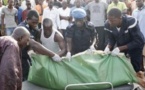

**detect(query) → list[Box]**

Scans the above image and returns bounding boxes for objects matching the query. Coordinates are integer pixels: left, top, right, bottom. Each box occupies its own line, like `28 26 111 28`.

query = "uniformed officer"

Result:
104 8 145 79
65 8 96 60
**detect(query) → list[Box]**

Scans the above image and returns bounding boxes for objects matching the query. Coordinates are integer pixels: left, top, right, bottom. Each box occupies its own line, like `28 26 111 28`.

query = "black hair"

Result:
108 8 122 18
27 10 39 19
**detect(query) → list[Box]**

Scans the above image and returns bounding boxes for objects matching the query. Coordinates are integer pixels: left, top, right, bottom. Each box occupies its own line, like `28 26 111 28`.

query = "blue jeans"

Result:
6 27 15 36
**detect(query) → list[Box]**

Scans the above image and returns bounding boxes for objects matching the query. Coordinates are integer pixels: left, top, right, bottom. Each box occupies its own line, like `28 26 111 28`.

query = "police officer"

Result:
66 8 96 60
104 8 145 79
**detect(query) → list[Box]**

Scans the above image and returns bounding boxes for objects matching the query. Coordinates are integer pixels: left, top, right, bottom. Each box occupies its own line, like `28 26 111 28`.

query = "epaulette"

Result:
127 16 137 29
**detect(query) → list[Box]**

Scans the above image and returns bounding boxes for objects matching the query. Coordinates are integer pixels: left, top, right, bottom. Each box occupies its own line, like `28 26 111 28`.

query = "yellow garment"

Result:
107 2 127 13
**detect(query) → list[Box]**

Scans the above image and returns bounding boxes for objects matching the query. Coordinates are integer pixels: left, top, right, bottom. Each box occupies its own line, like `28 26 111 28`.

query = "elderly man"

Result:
0 27 30 90
65 8 96 60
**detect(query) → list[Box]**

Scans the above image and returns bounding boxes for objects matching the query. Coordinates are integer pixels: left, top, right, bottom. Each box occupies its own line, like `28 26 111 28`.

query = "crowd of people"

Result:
0 0 145 89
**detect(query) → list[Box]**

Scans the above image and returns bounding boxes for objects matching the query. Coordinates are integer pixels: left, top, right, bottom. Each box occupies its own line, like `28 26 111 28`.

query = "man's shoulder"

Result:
88 1 95 6
132 8 138 14
13 7 18 11
109 2 114 6
44 7 49 11
124 16 137 29
1 6 7 11
104 20 112 31
18 7 23 11
86 22 95 28
18 21 30 30
104 20 110 27
54 30 64 39
67 23 75 29
0 36 18 49
19 21 26 26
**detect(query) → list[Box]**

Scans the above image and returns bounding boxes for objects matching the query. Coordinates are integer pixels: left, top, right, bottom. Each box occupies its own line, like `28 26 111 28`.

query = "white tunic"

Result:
40 29 61 53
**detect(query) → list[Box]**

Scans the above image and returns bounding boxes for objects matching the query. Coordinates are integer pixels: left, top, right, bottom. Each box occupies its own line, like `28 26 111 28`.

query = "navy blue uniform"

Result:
66 22 96 55
18 21 40 81
105 15 145 72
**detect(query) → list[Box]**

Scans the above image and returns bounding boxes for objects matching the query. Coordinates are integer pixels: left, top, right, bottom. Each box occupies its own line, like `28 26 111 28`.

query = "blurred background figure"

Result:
1 0 18 36
22 0 31 21
0 0 5 36
53 0 62 8
21 0 35 10
15 0 23 24
58 0 71 37
35 0 47 29
42 0 60 30
107 0 127 14
86 0 108 50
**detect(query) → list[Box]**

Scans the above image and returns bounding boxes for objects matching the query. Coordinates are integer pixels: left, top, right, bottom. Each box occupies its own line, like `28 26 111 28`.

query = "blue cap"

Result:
71 8 87 19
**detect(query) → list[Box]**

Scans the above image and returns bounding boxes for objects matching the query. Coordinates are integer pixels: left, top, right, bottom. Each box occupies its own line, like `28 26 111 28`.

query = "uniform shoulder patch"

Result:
127 16 137 29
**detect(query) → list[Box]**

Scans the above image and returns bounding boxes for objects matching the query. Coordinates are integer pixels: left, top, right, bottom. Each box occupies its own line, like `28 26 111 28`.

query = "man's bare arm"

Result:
29 39 55 57
54 33 66 57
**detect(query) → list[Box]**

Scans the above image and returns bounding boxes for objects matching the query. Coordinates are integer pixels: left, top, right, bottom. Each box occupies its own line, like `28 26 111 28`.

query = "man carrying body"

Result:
19 10 61 81
0 27 30 90
65 8 96 60
40 18 66 57
104 8 145 79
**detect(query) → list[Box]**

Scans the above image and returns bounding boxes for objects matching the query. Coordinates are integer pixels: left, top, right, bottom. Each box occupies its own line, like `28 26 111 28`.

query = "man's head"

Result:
95 0 99 3
12 27 30 48
72 8 86 27
67 0 71 4
107 8 122 27
43 18 53 36
48 0 54 9
62 1 68 9
26 0 31 9
8 0 14 7
75 0 81 7
38 0 44 5
15 1 20 9
136 0 144 8
112 0 119 4
26 10 39 29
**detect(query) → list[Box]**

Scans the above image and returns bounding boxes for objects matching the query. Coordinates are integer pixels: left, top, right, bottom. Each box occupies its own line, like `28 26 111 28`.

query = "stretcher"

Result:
22 81 142 90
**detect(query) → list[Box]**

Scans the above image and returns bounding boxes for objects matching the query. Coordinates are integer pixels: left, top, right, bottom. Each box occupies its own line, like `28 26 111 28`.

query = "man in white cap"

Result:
65 8 96 60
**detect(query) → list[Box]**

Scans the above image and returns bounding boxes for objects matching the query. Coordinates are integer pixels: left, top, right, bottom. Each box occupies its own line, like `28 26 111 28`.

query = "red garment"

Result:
22 9 30 21
0 36 22 90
